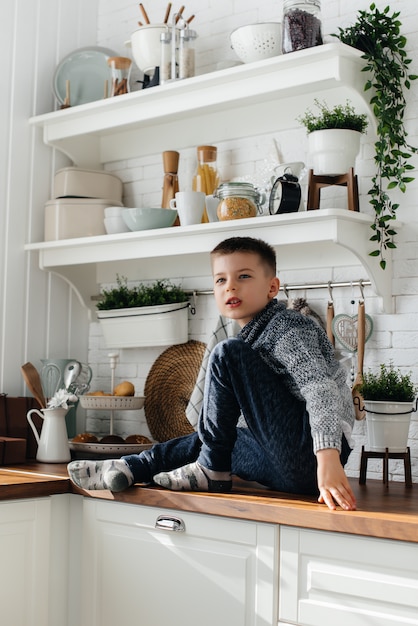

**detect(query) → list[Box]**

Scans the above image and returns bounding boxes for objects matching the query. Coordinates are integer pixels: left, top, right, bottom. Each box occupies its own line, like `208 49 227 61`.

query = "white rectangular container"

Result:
44 198 122 240
97 303 189 348
54 167 123 204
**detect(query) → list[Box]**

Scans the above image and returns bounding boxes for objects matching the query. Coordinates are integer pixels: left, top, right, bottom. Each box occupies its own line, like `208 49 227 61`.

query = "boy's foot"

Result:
153 462 232 493
67 459 134 492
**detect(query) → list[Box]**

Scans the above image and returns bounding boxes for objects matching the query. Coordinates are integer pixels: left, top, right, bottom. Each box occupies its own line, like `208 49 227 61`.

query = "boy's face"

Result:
212 251 280 328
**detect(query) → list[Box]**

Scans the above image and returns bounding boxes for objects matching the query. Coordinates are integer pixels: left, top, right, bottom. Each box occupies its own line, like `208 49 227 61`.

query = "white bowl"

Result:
105 206 124 218
122 207 178 231
230 22 282 64
104 216 131 234
128 25 171 74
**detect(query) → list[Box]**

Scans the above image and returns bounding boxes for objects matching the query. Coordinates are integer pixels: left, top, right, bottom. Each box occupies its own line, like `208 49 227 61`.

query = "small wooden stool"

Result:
307 168 359 212
359 446 412 487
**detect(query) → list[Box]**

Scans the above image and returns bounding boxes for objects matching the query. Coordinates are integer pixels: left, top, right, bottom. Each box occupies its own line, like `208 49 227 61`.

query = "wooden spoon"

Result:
352 300 366 420
326 301 335 346
21 362 46 409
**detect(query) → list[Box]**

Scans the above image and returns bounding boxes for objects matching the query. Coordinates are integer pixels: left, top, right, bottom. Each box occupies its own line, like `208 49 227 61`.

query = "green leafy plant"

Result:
357 362 417 402
334 3 418 269
298 99 368 134
97 275 188 311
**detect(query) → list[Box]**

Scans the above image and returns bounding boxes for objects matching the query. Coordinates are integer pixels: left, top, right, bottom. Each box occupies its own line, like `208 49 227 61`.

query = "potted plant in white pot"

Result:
355 362 417 452
298 99 368 175
96 276 190 349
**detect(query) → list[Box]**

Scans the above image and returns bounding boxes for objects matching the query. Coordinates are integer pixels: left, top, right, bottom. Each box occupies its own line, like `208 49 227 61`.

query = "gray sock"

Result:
153 462 232 493
67 459 134 492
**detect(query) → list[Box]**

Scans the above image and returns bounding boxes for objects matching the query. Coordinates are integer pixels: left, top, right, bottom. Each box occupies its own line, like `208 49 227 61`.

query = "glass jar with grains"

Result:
214 182 266 221
282 0 323 54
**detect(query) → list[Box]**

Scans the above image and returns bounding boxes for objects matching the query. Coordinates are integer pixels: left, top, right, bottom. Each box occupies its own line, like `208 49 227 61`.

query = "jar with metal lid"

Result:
282 0 323 54
214 182 266 221
160 30 173 84
179 27 197 79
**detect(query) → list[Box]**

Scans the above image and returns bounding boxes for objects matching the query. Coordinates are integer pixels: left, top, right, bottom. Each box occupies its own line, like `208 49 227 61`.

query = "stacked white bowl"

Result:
104 206 130 234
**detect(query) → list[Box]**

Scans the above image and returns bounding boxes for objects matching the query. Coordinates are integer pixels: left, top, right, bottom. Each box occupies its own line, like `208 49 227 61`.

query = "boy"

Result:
68 236 356 511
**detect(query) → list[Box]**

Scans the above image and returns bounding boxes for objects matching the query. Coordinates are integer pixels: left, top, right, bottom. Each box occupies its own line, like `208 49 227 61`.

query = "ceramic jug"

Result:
27 407 71 463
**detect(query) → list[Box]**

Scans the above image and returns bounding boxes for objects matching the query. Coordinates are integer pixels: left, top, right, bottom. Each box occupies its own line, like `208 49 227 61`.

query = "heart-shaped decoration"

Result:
332 313 373 352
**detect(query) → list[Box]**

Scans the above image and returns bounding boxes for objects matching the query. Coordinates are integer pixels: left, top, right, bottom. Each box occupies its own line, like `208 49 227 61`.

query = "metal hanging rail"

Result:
184 279 372 298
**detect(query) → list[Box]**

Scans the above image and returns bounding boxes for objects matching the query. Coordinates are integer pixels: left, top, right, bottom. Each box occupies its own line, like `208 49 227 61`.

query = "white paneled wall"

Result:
0 0 98 433
2 0 418 481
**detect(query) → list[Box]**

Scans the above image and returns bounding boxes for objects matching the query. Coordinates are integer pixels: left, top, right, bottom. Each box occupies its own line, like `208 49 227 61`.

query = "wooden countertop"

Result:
1 462 418 543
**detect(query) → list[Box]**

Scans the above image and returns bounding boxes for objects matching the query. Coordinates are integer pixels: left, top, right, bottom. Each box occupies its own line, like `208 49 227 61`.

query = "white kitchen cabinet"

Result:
27 42 394 312
80 498 279 626
0 496 71 626
279 525 418 626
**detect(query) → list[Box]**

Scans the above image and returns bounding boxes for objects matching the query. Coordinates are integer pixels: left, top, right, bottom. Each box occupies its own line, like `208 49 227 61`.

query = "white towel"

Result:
186 316 240 428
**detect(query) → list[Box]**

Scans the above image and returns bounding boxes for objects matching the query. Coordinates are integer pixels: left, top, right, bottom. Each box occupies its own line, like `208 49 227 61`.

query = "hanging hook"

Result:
283 284 290 300
327 280 334 305
358 279 365 303
189 291 197 315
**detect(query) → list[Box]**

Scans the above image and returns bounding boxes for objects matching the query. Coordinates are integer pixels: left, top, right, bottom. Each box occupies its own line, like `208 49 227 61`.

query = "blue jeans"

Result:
124 338 350 495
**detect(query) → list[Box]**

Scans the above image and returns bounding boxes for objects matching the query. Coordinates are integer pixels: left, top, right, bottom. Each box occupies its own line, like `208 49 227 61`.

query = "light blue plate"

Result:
53 46 118 106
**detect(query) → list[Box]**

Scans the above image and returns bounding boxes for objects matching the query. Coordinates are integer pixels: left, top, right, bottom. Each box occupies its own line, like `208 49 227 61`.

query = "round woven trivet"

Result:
144 340 206 442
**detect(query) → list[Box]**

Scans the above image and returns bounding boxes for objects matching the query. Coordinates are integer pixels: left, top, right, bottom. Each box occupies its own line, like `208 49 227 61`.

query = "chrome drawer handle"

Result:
155 515 186 532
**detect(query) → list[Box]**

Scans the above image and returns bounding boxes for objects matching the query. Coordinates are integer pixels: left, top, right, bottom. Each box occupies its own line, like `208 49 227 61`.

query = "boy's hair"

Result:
211 237 277 276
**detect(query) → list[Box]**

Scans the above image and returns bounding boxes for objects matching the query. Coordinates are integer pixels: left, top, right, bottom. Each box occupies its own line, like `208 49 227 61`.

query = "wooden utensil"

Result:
164 2 172 23
139 3 150 24
60 80 71 109
326 300 335 346
175 5 185 23
21 362 46 409
352 300 366 420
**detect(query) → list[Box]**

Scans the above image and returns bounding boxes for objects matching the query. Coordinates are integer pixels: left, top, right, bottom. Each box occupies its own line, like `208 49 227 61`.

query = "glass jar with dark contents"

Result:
214 182 266 221
282 0 323 54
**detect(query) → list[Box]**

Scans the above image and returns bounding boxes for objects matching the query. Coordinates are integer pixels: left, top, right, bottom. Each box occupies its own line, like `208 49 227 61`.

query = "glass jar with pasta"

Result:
192 145 220 222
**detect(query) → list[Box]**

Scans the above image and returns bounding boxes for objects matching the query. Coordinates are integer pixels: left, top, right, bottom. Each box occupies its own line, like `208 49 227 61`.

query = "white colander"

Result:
230 22 282 64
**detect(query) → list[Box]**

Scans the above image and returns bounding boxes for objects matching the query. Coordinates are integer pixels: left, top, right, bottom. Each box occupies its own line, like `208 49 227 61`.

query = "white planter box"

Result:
97 302 189 348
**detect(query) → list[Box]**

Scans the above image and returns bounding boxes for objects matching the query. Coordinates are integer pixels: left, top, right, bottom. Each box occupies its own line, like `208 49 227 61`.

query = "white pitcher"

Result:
27 407 71 463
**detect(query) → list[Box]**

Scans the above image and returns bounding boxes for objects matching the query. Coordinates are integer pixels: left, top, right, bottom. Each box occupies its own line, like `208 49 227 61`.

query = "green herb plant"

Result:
357 362 417 402
298 99 368 134
334 3 418 269
97 275 188 311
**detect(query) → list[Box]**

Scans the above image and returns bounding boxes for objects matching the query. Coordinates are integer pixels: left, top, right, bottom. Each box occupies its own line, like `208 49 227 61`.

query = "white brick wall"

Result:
89 0 418 483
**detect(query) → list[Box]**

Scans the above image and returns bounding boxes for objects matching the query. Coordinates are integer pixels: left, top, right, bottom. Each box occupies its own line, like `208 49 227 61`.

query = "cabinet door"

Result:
0 498 51 626
279 525 418 626
80 500 278 626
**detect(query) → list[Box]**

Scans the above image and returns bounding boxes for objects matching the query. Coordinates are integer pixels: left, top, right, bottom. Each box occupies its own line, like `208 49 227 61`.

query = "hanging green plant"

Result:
334 3 418 269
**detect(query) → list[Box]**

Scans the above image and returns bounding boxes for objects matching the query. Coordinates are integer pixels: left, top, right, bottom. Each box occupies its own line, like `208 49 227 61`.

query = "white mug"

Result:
205 194 220 222
169 191 205 226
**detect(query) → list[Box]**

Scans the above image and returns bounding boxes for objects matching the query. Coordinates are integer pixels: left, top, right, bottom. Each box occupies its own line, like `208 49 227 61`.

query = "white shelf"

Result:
27 43 392 316
29 43 374 168
25 210 393 315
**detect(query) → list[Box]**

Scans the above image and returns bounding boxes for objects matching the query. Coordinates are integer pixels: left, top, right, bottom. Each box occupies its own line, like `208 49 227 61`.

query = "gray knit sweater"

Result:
238 299 354 453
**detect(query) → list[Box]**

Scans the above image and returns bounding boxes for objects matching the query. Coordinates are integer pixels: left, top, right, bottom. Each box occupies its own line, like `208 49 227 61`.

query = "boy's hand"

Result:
316 448 357 511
